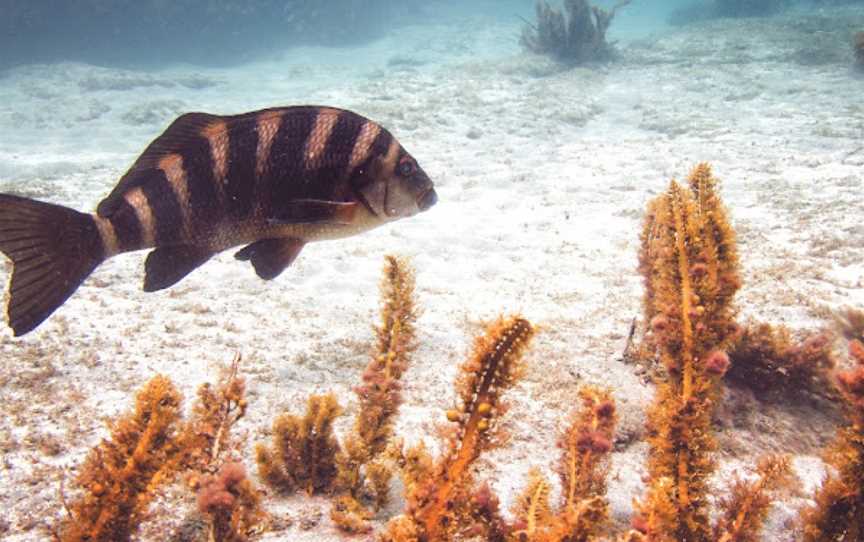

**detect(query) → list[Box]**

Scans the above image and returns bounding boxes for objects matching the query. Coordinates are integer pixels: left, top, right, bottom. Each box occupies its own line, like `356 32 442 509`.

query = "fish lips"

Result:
418 186 438 211
413 168 437 212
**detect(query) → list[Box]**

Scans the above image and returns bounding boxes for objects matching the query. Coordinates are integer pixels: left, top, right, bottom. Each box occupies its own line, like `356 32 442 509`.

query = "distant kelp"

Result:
520 0 631 65
669 0 791 25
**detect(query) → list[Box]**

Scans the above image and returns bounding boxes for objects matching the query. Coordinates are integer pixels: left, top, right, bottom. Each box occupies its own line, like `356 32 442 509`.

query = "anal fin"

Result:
144 245 213 292
234 238 304 280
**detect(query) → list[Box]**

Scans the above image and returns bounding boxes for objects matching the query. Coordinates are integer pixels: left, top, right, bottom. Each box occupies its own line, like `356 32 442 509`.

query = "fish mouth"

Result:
417 188 437 212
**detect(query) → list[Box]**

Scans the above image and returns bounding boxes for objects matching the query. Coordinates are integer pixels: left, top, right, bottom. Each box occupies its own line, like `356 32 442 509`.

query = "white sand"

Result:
1 4 863 540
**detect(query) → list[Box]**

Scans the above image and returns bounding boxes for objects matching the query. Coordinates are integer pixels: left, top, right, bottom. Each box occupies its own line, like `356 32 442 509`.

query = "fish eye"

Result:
397 159 416 177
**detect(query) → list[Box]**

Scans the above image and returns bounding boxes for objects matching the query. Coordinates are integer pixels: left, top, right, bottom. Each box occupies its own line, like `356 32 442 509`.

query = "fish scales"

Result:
349 122 382 172
0 105 437 335
263 109 320 216
126 188 157 247
225 117 259 220
202 119 230 193
109 199 145 251
140 168 185 246
180 125 223 233
302 108 340 171
255 111 282 180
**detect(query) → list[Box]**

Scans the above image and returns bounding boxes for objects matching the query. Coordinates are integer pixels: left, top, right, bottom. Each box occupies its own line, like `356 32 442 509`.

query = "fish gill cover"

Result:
0 0 418 68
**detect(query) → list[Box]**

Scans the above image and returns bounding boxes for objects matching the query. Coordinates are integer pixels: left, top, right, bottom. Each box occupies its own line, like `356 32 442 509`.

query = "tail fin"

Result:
0 194 104 336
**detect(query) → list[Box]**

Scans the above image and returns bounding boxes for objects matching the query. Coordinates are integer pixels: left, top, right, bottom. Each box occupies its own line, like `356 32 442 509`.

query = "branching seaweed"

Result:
634 164 741 541
835 306 864 343
385 315 536 542
555 386 616 540
38 162 864 542
520 0 631 64
256 256 418 533
727 323 836 401
183 359 263 542
179 354 248 474
713 455 795 542
801 340 864 540
56 364 264 542
346 254 416 464
255 393 343 496
197 462 265 542
507 386 617 542
333 255 418 530
57 375 183 542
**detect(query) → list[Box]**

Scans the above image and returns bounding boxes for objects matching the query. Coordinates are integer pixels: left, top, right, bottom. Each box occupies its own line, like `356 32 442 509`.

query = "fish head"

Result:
356 147 437 221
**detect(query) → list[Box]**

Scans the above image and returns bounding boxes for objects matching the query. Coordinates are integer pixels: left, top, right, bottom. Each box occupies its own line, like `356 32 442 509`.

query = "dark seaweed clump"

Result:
520 0 631 65
669 0 792 25
0 0 417 69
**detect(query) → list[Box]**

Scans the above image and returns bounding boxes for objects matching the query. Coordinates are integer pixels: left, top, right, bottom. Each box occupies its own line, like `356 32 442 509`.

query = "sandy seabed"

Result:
1 4 864 540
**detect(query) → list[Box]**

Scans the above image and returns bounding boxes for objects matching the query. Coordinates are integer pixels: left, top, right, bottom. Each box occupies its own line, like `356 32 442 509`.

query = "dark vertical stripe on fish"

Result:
303 110 364 202
369 129 393 164
109 199 144 251
179 135 222 226
140 168 184 245
348 128 395 194
322 111 364 173
381 135 402 174
350 128 394 189
225 118 259 219
266 109 318 214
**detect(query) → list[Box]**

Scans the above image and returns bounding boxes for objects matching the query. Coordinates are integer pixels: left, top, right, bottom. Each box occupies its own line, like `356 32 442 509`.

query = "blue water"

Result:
1 0 849 69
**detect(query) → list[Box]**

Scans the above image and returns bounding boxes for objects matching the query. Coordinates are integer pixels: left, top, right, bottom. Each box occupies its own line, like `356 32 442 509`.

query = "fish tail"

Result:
0 194 105 336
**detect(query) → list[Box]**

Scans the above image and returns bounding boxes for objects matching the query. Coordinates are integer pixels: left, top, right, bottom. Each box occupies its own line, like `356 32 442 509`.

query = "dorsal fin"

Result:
97 112 222 217
128 112 222 167
97 110 279 218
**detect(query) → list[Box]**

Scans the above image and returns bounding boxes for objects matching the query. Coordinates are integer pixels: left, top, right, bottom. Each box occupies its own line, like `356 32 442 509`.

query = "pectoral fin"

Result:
268 199 357 226
234 238 304 280
144 245 213 292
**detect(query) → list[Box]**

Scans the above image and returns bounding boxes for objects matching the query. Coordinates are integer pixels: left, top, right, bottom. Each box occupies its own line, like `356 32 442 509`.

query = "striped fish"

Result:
0 106 437 336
